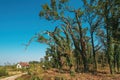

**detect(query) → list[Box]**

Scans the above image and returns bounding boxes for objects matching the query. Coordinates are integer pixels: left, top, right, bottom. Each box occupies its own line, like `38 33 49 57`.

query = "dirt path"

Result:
0 73 27 80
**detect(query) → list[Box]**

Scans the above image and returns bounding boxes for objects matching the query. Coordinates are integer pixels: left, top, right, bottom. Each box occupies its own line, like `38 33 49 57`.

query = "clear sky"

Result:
0 0 51 65
0 0 82 65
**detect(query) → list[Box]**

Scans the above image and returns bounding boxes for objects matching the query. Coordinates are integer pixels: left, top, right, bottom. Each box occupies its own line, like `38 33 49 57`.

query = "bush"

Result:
70 70 75 76
28 64 44 75
30 76 42 80
0 68 8 77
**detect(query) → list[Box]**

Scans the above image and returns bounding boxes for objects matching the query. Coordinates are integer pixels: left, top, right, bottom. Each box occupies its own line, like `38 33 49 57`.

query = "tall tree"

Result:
27 0 120 74
82 0 102 72
39 0 89 72
96 0 120 74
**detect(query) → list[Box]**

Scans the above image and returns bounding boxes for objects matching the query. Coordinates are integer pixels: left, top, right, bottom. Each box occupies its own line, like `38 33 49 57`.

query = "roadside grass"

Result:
16 64 120 80
0 65 23 79
16 70 120 80
0 67 8 78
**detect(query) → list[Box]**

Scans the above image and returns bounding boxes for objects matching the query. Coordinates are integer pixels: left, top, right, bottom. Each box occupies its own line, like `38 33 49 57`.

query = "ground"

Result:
0 65 26 80
1 64 120 80
1 73 27 80
16 68 120 80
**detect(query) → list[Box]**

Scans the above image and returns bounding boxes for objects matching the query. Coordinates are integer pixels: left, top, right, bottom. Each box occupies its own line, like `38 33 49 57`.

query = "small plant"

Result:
30 76 42 80
0 68 8 77
70 70 75 76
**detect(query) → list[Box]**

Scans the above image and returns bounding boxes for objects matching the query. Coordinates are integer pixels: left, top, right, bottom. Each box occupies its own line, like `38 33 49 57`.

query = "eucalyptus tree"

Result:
37 25 74 71
25 0 120 74
96 0 120 74
82 0 103 72
112 17 120 73
110 1 120 72
39 0 90 72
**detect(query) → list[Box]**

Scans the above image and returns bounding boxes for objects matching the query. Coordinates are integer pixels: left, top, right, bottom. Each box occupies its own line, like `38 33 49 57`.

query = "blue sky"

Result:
0 0 51 65
0 0 82 65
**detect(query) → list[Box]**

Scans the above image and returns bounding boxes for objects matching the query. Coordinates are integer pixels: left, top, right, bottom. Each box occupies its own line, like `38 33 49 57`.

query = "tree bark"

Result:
91 32 97 72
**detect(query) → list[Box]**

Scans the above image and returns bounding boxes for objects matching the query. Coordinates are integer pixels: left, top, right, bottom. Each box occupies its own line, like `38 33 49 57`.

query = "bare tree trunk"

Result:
91 33 97 72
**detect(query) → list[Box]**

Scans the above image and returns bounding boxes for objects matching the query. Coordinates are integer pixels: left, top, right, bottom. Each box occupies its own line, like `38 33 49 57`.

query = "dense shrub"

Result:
0 68 8 77
28 64 44 75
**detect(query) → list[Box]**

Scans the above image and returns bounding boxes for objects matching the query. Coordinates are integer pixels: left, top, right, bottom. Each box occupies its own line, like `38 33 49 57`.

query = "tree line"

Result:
29 0 120 74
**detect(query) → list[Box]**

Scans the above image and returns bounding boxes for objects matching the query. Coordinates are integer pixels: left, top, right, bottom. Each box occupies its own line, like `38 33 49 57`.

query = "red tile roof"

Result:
19 62 29 67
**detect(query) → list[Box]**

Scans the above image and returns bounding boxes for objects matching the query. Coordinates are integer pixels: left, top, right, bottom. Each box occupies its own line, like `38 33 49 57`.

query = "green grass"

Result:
0 65 23 79
0 67 8 77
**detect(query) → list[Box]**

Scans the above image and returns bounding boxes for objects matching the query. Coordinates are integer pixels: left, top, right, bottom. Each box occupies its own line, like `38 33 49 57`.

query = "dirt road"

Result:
0 73 27 80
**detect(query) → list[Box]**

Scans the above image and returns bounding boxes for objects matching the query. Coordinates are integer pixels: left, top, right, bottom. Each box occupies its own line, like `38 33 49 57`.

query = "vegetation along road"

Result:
0 73 27 80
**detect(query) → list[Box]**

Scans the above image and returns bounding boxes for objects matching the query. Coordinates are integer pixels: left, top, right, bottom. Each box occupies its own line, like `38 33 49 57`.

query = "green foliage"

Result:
29 0 120 74
30 76 42 80
51 0 57 10
77 9 83 17
37 36 48 43
28 63 44 75
70 70 75 76
0 68 8 77
60 0 69 4
42 4 50 11
39 11 44 17
44 58 52 69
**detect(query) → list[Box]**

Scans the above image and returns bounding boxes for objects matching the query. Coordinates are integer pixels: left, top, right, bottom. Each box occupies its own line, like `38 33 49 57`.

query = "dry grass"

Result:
0 66 23 79
16 64 120 80
41 69 120 80
16 67 120 80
